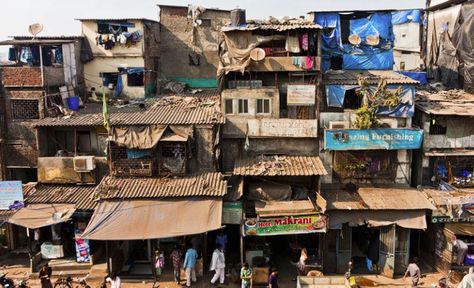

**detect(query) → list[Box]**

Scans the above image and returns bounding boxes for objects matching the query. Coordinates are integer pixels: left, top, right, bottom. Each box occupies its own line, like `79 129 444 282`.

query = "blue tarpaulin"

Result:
126 67 145 74
343 49 394 70
391 10 421 25
326 85 359 107
114 73 123 97
315 13 342 51
324 128 424 150
350 12 393 40
400 71 427 85
326 84 415 117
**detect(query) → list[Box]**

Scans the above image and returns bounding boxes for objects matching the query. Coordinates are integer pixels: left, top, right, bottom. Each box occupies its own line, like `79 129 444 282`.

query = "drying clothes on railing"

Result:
300 33 309 51
285 35 300 53
95 30 143 50
292 56 318 70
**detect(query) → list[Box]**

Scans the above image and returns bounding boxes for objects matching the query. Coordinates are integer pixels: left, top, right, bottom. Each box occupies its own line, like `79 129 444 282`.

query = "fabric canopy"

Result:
111 125 193 149
327 210 427 230
7 204 76 229
81 199 222 240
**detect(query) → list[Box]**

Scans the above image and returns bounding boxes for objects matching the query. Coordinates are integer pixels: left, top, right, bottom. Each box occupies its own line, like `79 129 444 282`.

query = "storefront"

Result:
318 185 435 278
425 150 474 188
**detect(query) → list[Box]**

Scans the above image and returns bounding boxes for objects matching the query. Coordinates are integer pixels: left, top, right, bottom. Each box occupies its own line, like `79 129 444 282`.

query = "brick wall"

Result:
1 67 42 87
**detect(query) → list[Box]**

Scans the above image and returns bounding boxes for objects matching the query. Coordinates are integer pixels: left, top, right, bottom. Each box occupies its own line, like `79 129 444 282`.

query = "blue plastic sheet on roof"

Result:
315 13 342 51
325 84 415 118
350 12 393 40
400 71 427 85
343 49 394 70
326 85 359 107
314 13 339 28
391 10 421 25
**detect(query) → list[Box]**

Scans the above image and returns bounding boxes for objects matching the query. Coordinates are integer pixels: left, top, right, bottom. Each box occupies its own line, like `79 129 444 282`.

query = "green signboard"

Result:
243 215 327 236
222 202 243 225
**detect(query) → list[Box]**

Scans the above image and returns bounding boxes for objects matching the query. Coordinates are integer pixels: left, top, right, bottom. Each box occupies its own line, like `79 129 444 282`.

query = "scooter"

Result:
0 272 29 288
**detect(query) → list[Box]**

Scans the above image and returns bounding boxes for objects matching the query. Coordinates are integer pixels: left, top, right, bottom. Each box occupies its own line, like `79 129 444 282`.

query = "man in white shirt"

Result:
105 274 121 288
210 245 226 286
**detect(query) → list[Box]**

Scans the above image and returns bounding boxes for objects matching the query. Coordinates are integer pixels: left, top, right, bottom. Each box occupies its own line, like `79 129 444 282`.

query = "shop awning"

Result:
424 149 474 157
445 224 474 236
327 210 428 230
81 198 222 240
7 204 76 229
255 200 317 218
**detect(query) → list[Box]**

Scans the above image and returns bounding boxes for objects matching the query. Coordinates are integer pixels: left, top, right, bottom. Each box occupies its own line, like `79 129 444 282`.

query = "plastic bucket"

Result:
67 96 80 111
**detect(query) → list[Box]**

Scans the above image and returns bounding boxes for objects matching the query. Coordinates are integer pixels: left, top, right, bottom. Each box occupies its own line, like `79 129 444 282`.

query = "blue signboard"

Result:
325 129 423 150
0 181 23 210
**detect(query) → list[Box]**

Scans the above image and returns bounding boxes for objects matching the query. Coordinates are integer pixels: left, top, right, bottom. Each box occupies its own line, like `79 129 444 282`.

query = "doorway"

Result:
351 226 380 274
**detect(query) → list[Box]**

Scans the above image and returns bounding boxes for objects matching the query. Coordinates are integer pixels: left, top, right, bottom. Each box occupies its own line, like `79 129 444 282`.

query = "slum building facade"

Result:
217 12 332 284
77 18 160 98
311 9 436 278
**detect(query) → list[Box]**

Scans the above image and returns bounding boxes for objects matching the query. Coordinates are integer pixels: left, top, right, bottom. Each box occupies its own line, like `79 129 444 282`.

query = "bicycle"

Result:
53 275 91 288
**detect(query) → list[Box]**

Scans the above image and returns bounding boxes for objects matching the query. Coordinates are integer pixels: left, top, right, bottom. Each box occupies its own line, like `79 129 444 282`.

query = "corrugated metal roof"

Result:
234 155 327 176
324 70 419 85
94 172 227 200
321 186 436 210
76 18 158 23
0 39 76 46
416 89 474 116
222 22 322 32
24 184 98 210
0 210 14 221
35 94 224 127
10 36 83 40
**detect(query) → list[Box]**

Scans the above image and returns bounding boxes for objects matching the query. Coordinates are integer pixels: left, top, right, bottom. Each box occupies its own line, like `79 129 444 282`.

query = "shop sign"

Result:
431 216 474 223
0 181 23 210
222 202 243 225
247 119 318 138
287 85 316 106
324 128 424 150
75 238 91 263
243 215 327 236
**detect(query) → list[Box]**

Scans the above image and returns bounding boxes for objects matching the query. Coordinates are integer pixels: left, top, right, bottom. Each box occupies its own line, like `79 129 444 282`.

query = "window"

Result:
54 131 75 153
77 132 92 154
201 19 212 27
256 99 271 114
127 72 144 87
11 100 39 119
225 99 234 114
238 99 249 114
100 72 119 86
97 23 129 34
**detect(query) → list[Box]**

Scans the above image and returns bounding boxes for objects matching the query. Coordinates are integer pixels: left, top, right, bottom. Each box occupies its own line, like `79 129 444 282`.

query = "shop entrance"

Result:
244 234 322 284
351 226 380 274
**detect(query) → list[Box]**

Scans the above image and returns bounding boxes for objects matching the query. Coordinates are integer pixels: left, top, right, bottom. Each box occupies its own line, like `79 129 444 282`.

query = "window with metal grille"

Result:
256 99 271 114
225 99 234 114
11 99 39 119
238 99 249 114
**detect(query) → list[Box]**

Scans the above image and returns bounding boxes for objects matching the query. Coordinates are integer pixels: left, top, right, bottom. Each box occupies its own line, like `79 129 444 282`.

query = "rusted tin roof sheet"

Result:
94 172 227 200
321 186 436 210
75 18 158 23
234 155 327 176
222 18 322 32
35 94 224 127
416 89 474 116
24 184 97 210
323 70 419 85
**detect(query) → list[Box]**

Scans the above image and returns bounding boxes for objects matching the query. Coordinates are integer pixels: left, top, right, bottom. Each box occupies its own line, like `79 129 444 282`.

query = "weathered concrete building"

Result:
0 36 85 182
78 18 160 98
158 5 231 88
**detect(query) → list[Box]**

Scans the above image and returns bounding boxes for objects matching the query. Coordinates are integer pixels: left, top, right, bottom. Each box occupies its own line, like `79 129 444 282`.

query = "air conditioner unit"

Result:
329 121 350 129
379 118 398 128
73 156 96 172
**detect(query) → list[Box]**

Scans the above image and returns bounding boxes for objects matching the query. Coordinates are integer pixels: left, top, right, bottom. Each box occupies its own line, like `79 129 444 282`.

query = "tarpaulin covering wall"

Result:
8 204 76 229
342 48 394 70
327 210 427 229
350 12 393 41
324 128 424 150
81 199 222 240
400 71 428 85
315 13 342 52
452 2 474 92
391 10 421 25
111 125 192 149
326 84 415 117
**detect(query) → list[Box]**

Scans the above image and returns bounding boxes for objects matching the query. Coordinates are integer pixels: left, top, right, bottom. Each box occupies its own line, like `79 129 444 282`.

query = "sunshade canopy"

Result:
81 198 222 240
8 204 76 229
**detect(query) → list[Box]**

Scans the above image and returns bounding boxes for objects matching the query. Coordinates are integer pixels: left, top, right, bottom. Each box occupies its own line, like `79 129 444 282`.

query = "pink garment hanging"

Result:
305 56 314 70
300 33 309 51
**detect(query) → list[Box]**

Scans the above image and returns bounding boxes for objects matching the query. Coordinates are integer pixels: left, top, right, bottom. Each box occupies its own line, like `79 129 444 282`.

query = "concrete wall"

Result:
393 22 420 52
159 6 230 79
43 67 65 87
83 57 145 99
188 125 218 173
420 112 474 149
37 157 95 184
221 87 280 137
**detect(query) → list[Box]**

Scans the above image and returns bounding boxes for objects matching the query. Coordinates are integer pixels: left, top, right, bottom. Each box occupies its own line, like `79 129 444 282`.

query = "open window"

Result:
159 134 188 176
100 72 119 86
97 22 131 34
127 72 144 87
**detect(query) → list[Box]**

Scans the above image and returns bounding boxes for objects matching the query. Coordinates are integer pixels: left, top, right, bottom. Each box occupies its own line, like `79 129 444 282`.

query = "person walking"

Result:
403 257 421 287
458 267 474 288
268 268 279 288
240 262 252 288
183 245 198 287
105 273 121 288
170 244 182 284
39 263 52 288
210 245 226 286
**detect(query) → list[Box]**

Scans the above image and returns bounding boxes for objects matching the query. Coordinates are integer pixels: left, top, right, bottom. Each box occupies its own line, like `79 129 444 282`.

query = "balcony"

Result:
111 158 153 177
37 157 97 184
249 56 321 72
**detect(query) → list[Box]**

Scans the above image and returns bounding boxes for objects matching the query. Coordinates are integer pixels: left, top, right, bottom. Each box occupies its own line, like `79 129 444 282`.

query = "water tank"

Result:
231 8 246 26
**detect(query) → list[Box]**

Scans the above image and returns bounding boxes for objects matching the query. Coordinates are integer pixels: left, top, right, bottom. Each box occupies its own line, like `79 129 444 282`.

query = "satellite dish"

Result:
28 23 44 39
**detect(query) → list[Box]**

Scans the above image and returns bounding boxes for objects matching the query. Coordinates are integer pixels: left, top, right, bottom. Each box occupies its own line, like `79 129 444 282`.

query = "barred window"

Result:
11 99 39 119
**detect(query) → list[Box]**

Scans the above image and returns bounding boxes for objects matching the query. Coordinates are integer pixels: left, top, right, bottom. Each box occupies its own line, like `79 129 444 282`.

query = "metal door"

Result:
336 224 352 274
395 226 411 275
379 225 396 278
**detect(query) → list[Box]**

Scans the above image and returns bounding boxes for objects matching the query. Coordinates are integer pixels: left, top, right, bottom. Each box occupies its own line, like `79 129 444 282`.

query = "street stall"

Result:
318 185 435 278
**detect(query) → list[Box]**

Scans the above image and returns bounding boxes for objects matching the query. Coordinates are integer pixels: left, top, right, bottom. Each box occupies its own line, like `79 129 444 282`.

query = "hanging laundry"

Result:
130 31 142 44
102 34 109 42
305 56 314 70
300 33 309 51
292 56 301 66
8 48 17 61
55 47 63 64
31 46 40 66
285 36 301 53
98 35 103 45
299 56 305 69
109 34 116 43
20 47 32 65
263 48 272 56
308 31 317 55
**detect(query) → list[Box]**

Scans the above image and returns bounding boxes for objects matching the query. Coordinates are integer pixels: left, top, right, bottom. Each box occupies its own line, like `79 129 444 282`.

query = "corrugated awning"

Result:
81 199 222 240
327 210 428 230
445 224 474 236
424 149 474 156
234 155 327 176
255 200 317 217
7 204 75 229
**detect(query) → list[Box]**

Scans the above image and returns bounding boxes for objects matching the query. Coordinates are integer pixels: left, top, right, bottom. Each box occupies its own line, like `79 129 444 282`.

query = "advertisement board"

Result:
325 129 423 150
287 85 316 106
243 215 327 236
0 181 23 210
